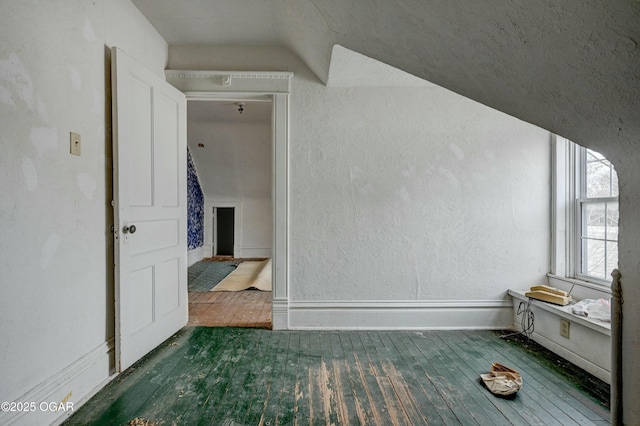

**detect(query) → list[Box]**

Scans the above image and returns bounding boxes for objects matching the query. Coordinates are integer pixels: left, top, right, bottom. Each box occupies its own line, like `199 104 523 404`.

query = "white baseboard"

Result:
1 339 114 426
272 298 288 330
187 246 205 266
288 300 513 330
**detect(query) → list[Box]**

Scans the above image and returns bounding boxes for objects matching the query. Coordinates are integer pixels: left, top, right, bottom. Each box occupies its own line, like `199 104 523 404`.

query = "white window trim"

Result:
550 135 613 296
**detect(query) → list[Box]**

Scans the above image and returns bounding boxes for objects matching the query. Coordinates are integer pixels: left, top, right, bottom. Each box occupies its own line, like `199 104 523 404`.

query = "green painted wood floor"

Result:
64 328 610 425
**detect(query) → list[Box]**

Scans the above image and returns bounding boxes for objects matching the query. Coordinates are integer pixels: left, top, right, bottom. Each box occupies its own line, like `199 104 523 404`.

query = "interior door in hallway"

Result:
112 47 188 372
215 207 234 256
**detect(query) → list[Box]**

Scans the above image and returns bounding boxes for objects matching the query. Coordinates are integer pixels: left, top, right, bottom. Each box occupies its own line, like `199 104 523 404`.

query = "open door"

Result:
112 47 188 371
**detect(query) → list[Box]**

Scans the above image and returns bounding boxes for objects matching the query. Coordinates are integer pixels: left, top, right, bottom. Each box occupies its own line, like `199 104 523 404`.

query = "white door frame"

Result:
207 201 242 257
166 69 292 329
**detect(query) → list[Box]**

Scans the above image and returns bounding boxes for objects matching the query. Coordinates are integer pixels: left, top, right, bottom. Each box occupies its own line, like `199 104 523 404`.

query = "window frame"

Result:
575 146 619 284
550 136 618 290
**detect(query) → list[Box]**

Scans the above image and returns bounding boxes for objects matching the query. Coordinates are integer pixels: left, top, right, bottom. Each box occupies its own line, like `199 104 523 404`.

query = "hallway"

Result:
188 290 272 329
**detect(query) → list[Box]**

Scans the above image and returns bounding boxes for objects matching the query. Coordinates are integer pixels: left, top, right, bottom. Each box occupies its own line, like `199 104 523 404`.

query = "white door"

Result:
112 47 188 371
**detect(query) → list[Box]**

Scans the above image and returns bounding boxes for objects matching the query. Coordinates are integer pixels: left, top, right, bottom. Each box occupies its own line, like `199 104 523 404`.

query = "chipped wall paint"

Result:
69 67 82 91
77 172 96 200
40 233 61 269
21 157 37 191
0 53 34 110
187 148 204 250
30 127 58 156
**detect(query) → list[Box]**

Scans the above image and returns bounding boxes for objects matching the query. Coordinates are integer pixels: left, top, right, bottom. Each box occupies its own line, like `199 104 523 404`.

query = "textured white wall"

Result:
188 121 273 254
171 45 551 304
289 84 550 302
0 0 167 418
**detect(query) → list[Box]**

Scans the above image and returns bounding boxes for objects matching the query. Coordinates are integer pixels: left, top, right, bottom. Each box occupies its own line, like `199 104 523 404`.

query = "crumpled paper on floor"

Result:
480 362 523 396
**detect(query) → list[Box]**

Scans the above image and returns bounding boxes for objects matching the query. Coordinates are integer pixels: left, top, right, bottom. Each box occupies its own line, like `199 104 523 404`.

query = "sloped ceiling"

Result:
131 0 640 155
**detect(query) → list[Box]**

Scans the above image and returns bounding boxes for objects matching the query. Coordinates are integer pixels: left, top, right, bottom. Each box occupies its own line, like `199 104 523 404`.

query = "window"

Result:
551 137 619 287
577 147 619 282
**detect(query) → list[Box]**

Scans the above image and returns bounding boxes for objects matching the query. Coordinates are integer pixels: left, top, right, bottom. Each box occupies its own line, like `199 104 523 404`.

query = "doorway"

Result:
164 69 293 329
187 97 274 328
214 207 234 256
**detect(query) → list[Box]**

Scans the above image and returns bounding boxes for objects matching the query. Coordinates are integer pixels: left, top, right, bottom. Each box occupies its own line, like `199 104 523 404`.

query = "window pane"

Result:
585 148 618 198
584 239 606 278
584 203 606 239
607 202 619 241
586 159 612 197
607 241 618 279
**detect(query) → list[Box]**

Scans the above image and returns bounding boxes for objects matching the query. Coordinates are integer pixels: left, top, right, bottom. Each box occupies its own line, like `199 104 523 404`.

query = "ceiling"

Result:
132 0 640 158
130 0 284 45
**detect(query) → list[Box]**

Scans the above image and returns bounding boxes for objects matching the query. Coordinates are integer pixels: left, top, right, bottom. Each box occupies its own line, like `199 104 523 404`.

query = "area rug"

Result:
212 258 272 292
188 261 239 292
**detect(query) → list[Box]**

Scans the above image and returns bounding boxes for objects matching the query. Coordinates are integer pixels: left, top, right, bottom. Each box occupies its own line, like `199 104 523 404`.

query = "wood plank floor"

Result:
188 290 272 328
65 329 609 425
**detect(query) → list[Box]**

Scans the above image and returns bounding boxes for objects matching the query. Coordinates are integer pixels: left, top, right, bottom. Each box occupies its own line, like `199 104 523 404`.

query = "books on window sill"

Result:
525 285 571 306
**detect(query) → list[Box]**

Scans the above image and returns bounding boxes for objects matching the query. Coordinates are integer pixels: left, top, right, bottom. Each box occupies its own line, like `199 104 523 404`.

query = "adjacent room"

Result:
186 99 273 328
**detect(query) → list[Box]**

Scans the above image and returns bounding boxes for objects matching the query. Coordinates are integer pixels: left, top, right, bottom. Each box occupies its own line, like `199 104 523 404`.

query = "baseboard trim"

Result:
187 246 205 266
288 300 513 330
272 298 288 330
2 339 114 425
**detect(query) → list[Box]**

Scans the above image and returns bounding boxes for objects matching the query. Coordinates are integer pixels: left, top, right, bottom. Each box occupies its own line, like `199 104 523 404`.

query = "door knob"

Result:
123 224 137 234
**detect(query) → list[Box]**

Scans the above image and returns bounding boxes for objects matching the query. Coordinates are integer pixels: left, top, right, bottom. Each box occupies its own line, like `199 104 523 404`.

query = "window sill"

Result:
508 289 610 336
547 273 611 299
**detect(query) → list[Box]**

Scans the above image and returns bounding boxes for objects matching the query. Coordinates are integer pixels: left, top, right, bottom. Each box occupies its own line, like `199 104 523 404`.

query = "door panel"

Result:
128 220 179 256
112 47 187 372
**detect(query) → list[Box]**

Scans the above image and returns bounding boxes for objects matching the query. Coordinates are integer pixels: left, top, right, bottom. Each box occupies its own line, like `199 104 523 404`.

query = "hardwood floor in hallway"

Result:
188 290 272 329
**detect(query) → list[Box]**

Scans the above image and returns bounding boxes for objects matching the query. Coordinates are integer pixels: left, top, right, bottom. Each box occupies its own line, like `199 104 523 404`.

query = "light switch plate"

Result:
70 132 81 156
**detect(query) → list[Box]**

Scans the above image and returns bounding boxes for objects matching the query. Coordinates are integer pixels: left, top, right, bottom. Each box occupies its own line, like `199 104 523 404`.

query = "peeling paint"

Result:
448 143 465 160
41 233 61 269
438 166 460 188
395 185 411 202
359 183 374 196
70 67 82 90
30 127 58 156
83 19 95 41
307 149 324 164
0 84 14 106
37 97 49 123
77 173 97 200
484 150 496 161
21 157 37 191
401 166 416 178
0 53 34 109
91 90 101 114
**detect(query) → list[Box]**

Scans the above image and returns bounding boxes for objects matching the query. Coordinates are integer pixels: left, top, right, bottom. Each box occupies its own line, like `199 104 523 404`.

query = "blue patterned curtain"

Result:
187 148 204 250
